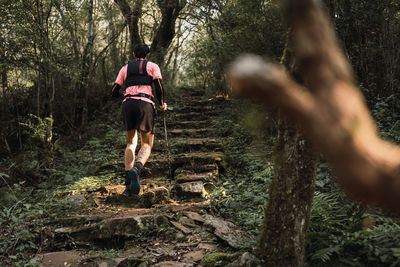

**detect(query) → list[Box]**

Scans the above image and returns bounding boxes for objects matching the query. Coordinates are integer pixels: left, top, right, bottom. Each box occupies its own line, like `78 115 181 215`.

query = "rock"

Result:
97 261 111 267
117 257 149 267
197 242 217 252
105 193 140 206
165 200 211 212
169 128 216 138
174 181 206 198
203 182 217 193
174 103 213 113
183 211 205 223
174 152 223 166
175 164 219 177
94 259 123 267
171 221 192 234
179 216 197 228
155 214 171 227
146 152 222 178
228 252 261 267
204 215 253 249
175 231 186 242
174 111 213 121
140 177 168 187
176 172 216 183
104 185 126 195
153 261 186 267
54 214 109 227
64 194 86 206
35 251 82 267
168 138 223 153
183 250 205 262
55 215 156 241
140 186 170 208
54 227 72 234
170 120 210 128
200 252 241 267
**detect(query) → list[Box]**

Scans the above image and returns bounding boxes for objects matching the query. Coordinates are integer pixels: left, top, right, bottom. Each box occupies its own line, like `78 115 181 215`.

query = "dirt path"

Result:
35 89 254 267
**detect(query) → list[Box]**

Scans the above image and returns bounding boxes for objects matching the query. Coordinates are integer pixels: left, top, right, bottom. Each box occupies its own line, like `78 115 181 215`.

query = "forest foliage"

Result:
1 0 400 266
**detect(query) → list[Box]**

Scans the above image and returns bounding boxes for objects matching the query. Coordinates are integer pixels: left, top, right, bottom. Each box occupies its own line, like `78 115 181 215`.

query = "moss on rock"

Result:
200 252 241 267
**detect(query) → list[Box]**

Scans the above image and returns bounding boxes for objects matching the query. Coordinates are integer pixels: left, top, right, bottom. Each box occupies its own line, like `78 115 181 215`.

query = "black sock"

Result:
134 162 143 175
125 171 130 186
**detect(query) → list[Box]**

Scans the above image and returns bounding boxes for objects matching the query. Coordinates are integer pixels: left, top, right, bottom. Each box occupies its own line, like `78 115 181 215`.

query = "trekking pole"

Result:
163 111 173 180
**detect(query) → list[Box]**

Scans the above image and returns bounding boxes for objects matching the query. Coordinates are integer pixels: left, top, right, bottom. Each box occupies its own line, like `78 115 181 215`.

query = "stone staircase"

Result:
35 89 254 267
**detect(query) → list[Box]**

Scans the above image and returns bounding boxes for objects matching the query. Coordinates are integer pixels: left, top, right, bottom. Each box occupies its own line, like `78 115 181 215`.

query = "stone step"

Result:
103 185 171 208
166 120 210 129
175 172 217 183
143 152 223 177
54 213 164 242
52 213 113 229
54 215 149 240
172 105 214 113
96 158 220 181
177 98 213 106
172 111 215 121
35 251 83 267
183 89 205 97
204 215 255 249
174 163 219 177
166 128 218 138
153 137 222 153
173 152 224 166
173 181 207 199
153 138 223 153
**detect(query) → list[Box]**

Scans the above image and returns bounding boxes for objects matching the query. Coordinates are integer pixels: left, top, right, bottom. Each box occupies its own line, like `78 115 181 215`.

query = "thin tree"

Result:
75 0 95 128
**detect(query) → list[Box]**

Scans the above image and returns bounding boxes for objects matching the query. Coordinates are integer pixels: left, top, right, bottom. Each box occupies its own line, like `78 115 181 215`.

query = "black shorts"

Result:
122 99 155 133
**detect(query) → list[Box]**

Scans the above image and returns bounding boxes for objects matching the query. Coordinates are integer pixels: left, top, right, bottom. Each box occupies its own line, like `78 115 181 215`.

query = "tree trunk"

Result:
258 119 316 266
114 0 144 57
107 6 120 74
54 0 81 62
114 0 186 65
255 2 336 265
151 0 187 65
257 31 317 265
1 66 7 113
75 0 95 129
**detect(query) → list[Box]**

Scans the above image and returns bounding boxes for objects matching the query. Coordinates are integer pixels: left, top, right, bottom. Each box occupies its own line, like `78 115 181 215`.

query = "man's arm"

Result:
154 78 167 110
111 83 123 99
112 65 127 99
147 62 167 110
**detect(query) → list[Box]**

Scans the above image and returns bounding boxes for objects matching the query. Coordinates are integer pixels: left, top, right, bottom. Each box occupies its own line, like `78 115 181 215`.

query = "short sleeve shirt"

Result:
115 61 162 104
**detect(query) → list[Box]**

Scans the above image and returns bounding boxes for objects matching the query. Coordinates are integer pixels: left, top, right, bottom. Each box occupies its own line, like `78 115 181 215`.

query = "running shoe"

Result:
128 167 140 195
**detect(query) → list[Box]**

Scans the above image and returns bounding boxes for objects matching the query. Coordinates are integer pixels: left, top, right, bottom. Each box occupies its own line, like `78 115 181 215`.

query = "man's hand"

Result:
160 103 168 111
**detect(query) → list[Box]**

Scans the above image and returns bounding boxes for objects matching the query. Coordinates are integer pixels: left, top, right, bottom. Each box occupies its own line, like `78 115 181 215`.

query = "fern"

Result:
311 246 341 262
307 188 400 266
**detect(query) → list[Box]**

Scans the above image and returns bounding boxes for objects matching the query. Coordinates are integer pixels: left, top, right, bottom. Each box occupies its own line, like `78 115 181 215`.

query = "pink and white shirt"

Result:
115 61 162 105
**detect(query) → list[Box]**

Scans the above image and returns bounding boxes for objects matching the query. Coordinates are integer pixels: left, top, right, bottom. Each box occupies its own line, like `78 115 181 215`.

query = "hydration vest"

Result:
125 60 153 87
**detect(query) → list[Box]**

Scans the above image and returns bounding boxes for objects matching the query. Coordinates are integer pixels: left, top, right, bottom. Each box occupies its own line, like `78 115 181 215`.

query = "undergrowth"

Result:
0 100 126 265
210 100 275 238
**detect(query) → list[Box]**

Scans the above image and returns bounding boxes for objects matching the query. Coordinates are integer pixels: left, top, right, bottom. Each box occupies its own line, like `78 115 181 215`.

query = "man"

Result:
112 43 167 195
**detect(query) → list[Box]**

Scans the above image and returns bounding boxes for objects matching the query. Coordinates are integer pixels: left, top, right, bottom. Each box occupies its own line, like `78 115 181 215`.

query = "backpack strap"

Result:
125 60 153 87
